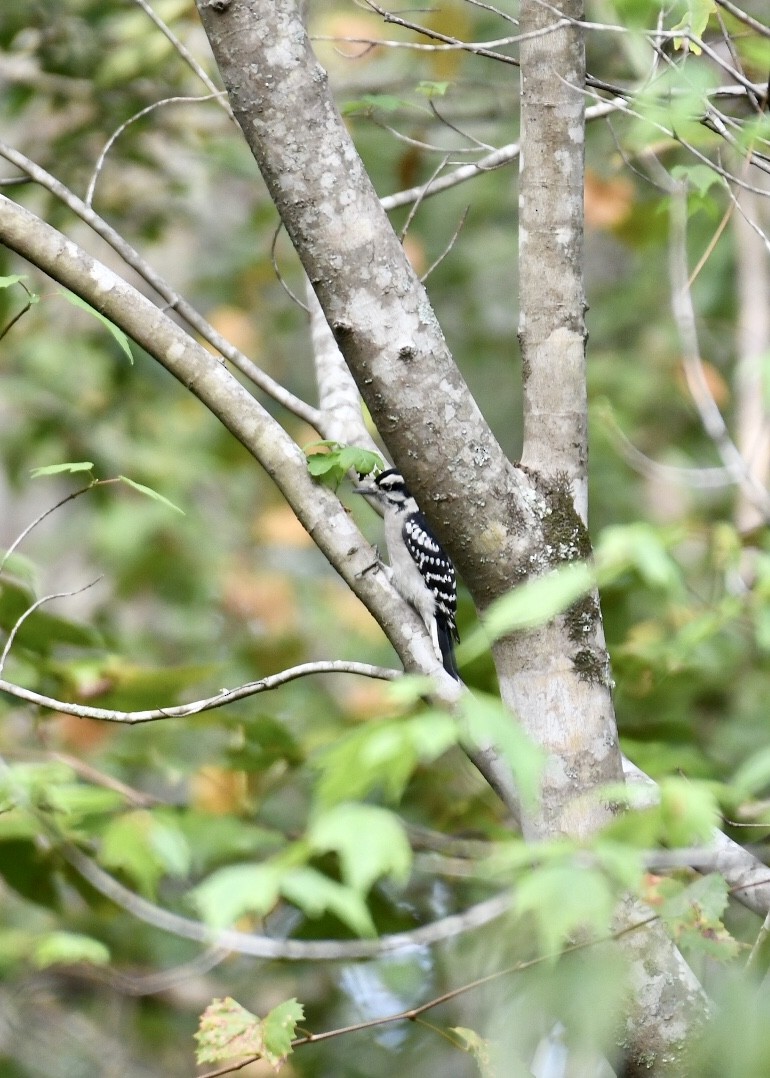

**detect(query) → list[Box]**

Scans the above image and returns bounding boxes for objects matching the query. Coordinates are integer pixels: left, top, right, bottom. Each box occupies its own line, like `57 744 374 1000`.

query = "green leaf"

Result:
192 863 281 928
460 693 544 810
671 163 723 198
195 996 304 1066
30 461 95 478
33 931 110 968
100 811 191 898
44 783 125 820
280 866 377 937
261 998 305 1062
315 712 459 806
305 441 383 487
118 476 185 514
595 523 683 591
416 81 450 97
659 874 740 960
515 864 615 953
733 746 770 797
659 777 719 846
0 275 28 289
670 0 715 53
308 803 412 893
60 290 134 363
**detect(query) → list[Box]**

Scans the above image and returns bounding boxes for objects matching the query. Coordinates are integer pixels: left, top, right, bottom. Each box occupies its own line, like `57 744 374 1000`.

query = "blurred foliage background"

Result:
1 0 770 1075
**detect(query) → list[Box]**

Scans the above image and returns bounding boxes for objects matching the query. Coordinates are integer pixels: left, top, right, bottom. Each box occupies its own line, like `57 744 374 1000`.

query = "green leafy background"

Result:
1 0 770 1074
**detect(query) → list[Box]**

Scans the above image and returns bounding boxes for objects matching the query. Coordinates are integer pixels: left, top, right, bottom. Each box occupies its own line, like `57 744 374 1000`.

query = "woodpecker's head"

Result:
353 468 411 509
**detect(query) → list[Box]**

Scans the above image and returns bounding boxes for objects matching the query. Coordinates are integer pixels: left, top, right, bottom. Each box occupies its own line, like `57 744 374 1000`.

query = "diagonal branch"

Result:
0 140 323 431
0 193 456 694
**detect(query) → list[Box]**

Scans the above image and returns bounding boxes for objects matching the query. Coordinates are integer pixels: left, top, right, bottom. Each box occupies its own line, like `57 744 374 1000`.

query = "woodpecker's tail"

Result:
437 619 460 681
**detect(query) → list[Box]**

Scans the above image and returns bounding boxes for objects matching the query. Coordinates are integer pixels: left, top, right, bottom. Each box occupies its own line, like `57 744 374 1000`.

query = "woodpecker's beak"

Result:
352 478 378 497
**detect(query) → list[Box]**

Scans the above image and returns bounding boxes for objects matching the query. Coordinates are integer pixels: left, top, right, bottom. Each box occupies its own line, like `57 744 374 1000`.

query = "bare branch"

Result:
0 480 113 576
398 154 451 242
658 166 770 519
60 944 231 998
420 205 470 283
271 222 310 313
130 0 234 115
383 99 623 212
86 93 227 207
0 661 400 724
0 578 102 677
714 0 770 40
601 406 738 488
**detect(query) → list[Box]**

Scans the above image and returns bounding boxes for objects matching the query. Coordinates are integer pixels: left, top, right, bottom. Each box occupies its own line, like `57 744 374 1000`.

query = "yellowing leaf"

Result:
194 996 304 1066
670 0 715 53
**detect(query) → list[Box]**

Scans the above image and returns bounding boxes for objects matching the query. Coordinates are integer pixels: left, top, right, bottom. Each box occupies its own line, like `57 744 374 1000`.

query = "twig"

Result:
86 94 227 207
399 155 450 241
661 170 770 519
0 276 35 341
601 405 737 488
270 222 310 313
421 206 470 282
0 578 103 677
0 480 109 576
0 661 400 724
55 944 230 997
429 99 495 152
130 0 234 116
714 0 770 41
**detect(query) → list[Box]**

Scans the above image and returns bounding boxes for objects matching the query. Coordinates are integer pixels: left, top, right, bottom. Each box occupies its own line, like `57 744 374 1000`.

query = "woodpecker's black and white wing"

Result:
402 510 459 677
353 468 461 680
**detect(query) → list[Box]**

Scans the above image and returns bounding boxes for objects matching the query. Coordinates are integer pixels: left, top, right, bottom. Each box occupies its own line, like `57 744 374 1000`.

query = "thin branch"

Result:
130 0 234 116
429 99 495 152
661 169 770 518
373 121 482 156
462 0 519 27
56 944 230 997
0 480 109 576
0 661 400 724
601 405 738 488
399 155 450 241
0 276 35 341
714 0 770 40
0 141 324 431
63 839 514 960
86 93 227 207
382 100 623 212
270 221 310 313
0 578 102 677
421 206 470 282
8 750 163 808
